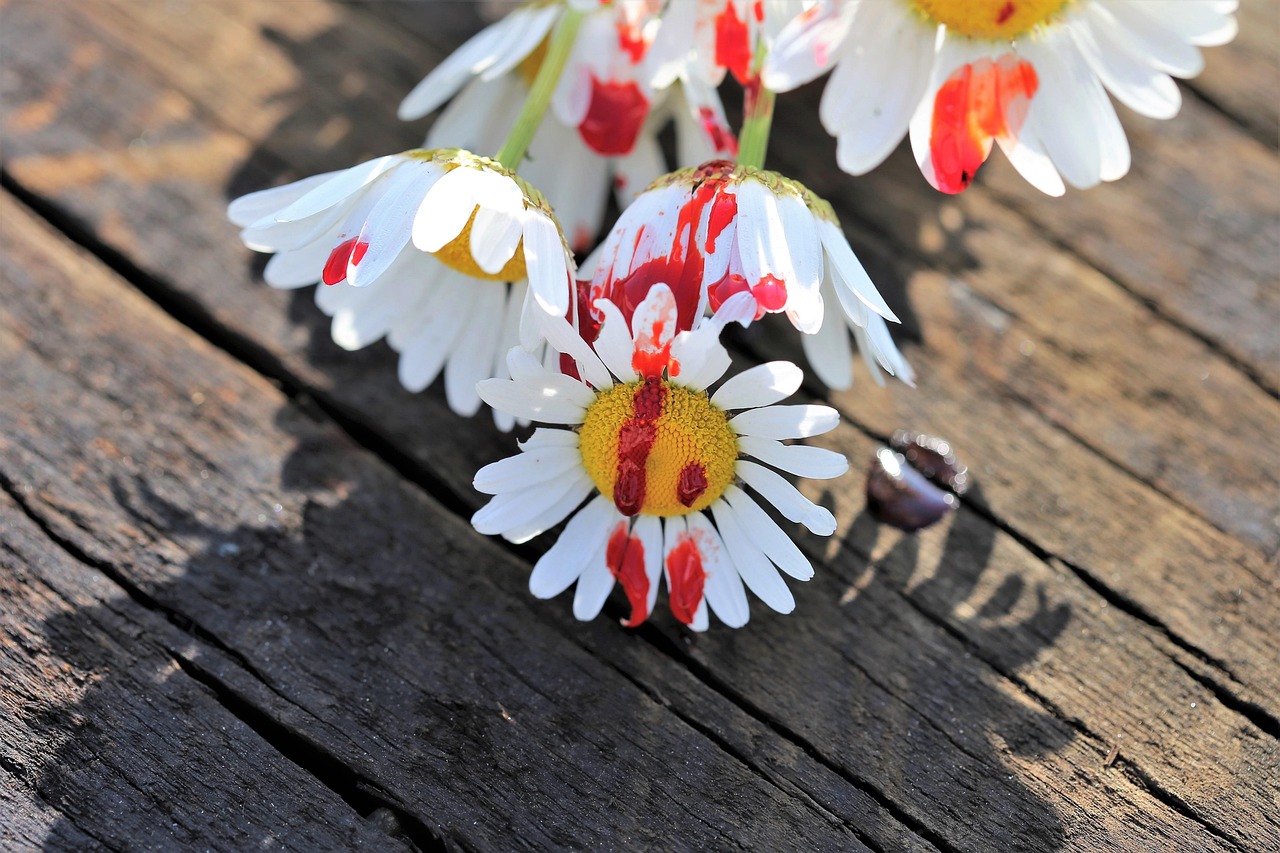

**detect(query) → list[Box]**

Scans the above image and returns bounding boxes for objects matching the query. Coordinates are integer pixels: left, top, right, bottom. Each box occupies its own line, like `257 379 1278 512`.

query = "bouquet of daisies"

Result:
228 0 1237 630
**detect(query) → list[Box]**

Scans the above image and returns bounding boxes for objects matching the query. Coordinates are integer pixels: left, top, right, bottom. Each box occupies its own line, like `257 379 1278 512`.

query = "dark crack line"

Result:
1114 758 1253 853
1184 78 1276 150
1 472 450 853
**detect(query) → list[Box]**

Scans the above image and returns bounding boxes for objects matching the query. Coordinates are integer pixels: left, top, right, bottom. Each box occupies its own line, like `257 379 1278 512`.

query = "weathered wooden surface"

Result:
1 1 1277 850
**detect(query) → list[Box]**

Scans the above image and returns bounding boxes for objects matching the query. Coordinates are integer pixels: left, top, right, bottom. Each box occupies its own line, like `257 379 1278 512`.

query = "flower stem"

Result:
494 9 584 170
736 41 775 170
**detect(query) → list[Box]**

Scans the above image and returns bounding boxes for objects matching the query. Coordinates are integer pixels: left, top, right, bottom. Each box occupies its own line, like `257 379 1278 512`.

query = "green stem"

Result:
736 39 775 170
494 9 584 170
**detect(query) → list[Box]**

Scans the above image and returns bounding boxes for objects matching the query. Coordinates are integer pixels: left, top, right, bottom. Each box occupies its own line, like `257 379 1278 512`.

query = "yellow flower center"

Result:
910 0 1071 39
432 207 527 281
579 377 738 517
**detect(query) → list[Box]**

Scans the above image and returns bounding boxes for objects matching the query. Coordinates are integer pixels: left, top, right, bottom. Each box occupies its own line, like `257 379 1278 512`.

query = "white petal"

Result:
1098 0 1204 76
471 469 591 536
273 156 404 223
722 484 814 581
347 162 437 288
736 459 837 536
801 285 855 389
730 404 840 440
522 213 574 316
737 435 849 480
476 376 591 424
227 171 340 226
473 445 583 495
817 219 897 323
764 1 853 91
591 299 639 383
1073 5 1182 120
528 494 614 598
573 524 619 621
632 514 665 620
711 501 795 614
711 362 803 410
444 283 508 417
262 240 333 289
396 278 475 392
687 511 749 628
501 472 594 544
536 311 612 391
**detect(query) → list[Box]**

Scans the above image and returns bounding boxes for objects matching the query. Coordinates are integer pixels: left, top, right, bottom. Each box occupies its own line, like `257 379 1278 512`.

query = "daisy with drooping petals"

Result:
472 285 848 630
227 148 573 426
583 160 912 390
765 0 1238 195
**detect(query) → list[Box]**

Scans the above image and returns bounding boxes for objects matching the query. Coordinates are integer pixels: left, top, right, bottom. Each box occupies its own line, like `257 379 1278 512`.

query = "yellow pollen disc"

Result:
579 381 739 517
910 0 1071 40
432 207 527 282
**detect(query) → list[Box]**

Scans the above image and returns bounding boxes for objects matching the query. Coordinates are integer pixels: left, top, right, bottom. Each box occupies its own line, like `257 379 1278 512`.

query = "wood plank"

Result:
0 492 412 851
1 190 1255 852
1 191 922 851
1191 0 1280 144
4 0 1273 713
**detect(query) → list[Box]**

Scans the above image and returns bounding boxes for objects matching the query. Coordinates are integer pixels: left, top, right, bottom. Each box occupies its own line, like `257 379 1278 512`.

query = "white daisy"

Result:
765 0 1238 194
472 285 848 630
227 148 574 426
583 160 912 390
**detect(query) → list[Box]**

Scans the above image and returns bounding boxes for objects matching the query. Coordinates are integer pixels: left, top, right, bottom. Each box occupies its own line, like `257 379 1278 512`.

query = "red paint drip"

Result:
607 523 650 627
929 55 1039 194
714 1 752 83
697 107 739 158
598 160 738 335
322 237 365 285
579 76 649 156
996 2 1016 24
677 463 708 508
613 376 666 516
666 538 706 625
561 279 602 381
752 274 788 313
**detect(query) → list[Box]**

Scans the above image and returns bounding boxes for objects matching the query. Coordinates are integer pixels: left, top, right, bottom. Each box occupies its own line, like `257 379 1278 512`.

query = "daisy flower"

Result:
227 148 574 426
765 0 1239 194
472 285 848 629
583 160 912 390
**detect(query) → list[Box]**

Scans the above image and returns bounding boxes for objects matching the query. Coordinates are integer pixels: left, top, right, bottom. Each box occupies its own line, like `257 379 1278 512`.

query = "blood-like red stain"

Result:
606 523 650 627
996 2 1017 24
714 1 752 83
322 237 367 285
708 272 751 313
616 20 648 64
613 376 666 516
631 315 672 380
578 76 649 156
752 0 764 22
666 538 706 625
561 279 603 381
677 463 708 507
753 274 788 312
595 160 738 335
698 107 739 158
929 55 1038 194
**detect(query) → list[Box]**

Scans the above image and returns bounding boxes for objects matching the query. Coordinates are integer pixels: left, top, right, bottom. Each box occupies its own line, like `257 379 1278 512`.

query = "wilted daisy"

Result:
472 285 848 629
584 160 911 390
765 0 1239 194
227 148 573 425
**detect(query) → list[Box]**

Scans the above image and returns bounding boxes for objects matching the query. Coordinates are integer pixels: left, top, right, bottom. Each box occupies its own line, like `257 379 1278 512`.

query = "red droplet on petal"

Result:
714 1 752 84
322 237 359 285
607 523 650 627
579 76 649 157
677 463 708 508
752 274 788 314
752 0 764 23
708 272 751 313
929 55 1039 194
996 2 1017 24
666 537 706 625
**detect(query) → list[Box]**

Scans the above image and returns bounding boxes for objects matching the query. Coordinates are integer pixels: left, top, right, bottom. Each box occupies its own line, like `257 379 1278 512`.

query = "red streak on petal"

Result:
714 2 752 83
607 523 650 627
752 0 764 23
613 376 666 516
697 107 739 158
579 76 649 156
631 317 672 379
666 537 706 625
929 55 1039 194
677 463 708 508
706 189 738 253
322 237 359 285
752 274 788 313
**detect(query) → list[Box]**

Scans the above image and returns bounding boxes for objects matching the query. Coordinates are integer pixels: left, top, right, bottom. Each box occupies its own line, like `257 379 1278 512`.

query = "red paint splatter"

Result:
677 463 708 507
616 20 648 63
322 237 368 285
613 376 666 516
752 0 764 22
929 55 1039 194
561 279 602 381
697 107 739 158
595 160 738 335
714 1 752 83
578 76 649 156
607 523 650 627
666 537 706 625
996 2 1016 24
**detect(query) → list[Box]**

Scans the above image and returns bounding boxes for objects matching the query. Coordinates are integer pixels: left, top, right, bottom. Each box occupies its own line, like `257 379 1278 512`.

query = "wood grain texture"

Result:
2 0 1278 850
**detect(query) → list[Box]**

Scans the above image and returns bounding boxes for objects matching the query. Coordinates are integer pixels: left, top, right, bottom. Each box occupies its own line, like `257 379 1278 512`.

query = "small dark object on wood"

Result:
866 430 969 531
1104 743 1121 768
